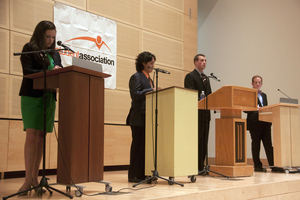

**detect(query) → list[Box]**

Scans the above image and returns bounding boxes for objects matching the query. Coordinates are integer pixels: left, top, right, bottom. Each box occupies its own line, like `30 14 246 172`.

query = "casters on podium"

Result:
98 181 113 193
187 175 197 183
75 187 83 197
168 177 175 185
64 184 85 197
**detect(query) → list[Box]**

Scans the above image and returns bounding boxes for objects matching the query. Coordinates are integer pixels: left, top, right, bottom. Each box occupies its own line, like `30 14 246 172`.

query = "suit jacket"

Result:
126 72 153 126
245 92 270 130
184 69 212 120
19 43 63 97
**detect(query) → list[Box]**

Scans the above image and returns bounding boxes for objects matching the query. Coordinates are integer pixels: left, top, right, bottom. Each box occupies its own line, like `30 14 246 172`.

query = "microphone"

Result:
148 66 170 74
210 73 220 82
57 41 75 53
277 89 291 99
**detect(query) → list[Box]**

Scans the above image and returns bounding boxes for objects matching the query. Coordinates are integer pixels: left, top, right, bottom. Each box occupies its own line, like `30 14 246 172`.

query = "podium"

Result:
25 65 110 184
198 85 257 177
145 87 198 178
259 103 300 168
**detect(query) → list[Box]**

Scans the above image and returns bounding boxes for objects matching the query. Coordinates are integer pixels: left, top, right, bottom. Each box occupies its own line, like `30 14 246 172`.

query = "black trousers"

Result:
249 121 274 168
128 126 146 179
198 110 210 171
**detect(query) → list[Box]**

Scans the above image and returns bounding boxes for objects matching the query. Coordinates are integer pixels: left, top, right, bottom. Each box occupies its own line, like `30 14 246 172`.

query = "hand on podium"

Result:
153 87 162 91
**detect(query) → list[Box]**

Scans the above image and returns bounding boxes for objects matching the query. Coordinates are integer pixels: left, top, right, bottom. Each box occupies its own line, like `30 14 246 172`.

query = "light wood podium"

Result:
259 103 300 168
145 87 198 178
198 85 257 177
26 65 111 185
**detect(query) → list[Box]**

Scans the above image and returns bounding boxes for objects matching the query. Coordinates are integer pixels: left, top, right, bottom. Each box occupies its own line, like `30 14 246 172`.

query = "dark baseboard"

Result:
2 159 270 180
3 169 57 179
104 165 129 171
2 166 130 179
207 157 269 166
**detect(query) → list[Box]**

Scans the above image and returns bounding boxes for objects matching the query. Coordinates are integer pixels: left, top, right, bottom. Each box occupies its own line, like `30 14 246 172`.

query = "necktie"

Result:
258 92 263 106
258 90 262 94
201 73 207 87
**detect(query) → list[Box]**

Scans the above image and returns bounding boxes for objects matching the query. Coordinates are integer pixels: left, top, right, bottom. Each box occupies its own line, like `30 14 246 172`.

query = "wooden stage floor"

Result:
1 170 300 200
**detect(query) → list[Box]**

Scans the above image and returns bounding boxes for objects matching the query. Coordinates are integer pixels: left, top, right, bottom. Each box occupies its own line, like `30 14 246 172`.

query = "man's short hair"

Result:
194 54 206 63
252 75 263 83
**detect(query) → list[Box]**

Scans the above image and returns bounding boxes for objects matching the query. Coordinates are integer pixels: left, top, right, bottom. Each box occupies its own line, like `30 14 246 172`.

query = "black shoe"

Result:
128 177 145 183
254 167 267 172
271 167 285 172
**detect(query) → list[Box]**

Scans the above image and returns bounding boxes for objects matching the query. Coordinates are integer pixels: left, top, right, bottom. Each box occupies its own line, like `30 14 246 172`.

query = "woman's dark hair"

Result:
29 20 56 65
135 51 156 72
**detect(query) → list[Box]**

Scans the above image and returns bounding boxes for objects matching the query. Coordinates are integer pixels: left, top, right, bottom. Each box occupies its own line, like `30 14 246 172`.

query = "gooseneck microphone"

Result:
277 89 291 99
57 41 75 53
148 66 170 74
210 73 220 82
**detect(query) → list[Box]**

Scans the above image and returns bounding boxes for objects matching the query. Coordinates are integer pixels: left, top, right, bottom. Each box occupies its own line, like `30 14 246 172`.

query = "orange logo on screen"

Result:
65 35 111 52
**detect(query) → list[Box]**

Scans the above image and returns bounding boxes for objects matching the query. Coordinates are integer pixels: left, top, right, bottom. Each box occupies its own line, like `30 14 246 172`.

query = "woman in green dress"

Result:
18 20 63 195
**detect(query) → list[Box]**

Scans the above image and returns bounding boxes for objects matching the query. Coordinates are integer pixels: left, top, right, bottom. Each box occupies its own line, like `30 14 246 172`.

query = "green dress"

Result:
21 54 56 132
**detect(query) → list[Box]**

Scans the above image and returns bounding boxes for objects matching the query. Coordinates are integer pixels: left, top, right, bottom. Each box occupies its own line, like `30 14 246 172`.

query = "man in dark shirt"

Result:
184 54 212 174
245 75 274 172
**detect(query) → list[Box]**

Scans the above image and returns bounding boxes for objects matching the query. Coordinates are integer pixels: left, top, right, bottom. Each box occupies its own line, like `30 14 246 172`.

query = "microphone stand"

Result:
3 48 73 200
197 75 229 179
133 68 183 187
277 89 291 99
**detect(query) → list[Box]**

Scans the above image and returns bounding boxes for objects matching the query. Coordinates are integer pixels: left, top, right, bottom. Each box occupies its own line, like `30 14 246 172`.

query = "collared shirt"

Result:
258 93 263 107
195 68 207 86
142 70 153 87
195 68 206 79
195 68 203 77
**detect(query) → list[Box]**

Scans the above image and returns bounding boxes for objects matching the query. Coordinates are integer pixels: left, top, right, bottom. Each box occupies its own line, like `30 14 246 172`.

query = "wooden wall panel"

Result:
104 90 131 124
55 94 59 121
10 0 54 35
87 0 141 27
9 75 22 119
0 0 9 29
116 56 136 91
10 32 30 76
183 14 197 72
154 64 185 89
143 1 183 40
117 23 142 59
104 125 131 166
7 120 26 171
184 0 197 18
55 0 86 10
143 32 183 69
2 0 198 172
0 120 9 172
152 0 183 11
0 74 9 118
45 127 52 170
7 120 51 171
48 122 59 169
0 29 9 73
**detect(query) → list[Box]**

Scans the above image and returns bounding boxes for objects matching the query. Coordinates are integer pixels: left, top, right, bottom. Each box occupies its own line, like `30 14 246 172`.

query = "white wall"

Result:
198 0 300 159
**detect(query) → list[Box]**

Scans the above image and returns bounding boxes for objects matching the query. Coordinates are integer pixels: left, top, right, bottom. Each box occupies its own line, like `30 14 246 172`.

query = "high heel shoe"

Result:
31 184 46 194
17 188 29 196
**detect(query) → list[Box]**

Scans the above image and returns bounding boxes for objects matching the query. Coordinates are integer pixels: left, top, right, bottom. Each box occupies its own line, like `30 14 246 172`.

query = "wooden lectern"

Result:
26 65 110 184
199 85 257 177
145 87 198 178
259 103 300 168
